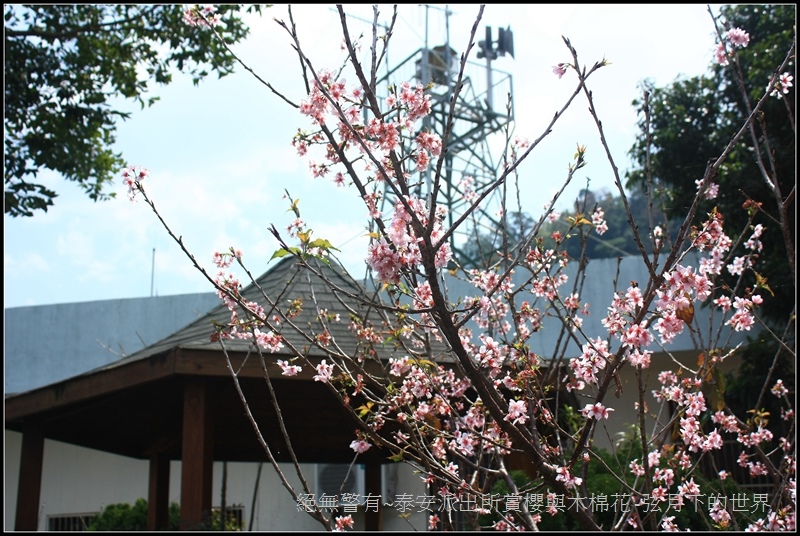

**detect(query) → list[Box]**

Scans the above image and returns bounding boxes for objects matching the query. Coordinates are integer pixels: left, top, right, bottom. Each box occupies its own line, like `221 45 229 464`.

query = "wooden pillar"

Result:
364 462 383 531
147 451 171 530
180 377 214 530
15 420 45 531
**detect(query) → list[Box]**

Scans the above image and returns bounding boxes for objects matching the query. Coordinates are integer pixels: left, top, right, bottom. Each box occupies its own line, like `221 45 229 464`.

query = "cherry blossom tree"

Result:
128 5 795 531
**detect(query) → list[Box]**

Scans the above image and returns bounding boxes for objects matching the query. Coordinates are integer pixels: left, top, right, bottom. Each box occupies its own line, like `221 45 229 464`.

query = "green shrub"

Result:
87 498 180 531
87 499 243 531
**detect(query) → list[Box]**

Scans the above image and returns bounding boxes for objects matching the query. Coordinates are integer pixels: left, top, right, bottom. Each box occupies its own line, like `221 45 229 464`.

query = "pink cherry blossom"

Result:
654 312 685 345
654 467 675 487
334 515 354 531
622 321 654 349
183 5 222 27
712 411 741 433
592 207 608 235
505 399 529 425
629 459 645 477
715 43 730 66
770 72 794 97
398 81 432 122
121 165 149 201
213 251 234 269
683 391 707 417
626 349 652 368
713 295 732 312
555 465 582 488
702 429 723 451
254 329 284 353
678 477 701 497
314 360 334 383
772 379 788 397
696 178 719 200
661 515 678 531
727 255 749 275
726 27 750 47
727 307 755 332
582 402 613 420
349 439 372 454
552 63 568 78
452 431 476 456
277 359 302 376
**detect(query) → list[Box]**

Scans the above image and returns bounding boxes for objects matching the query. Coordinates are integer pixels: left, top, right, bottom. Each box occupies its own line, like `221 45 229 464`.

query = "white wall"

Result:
4 431 428 531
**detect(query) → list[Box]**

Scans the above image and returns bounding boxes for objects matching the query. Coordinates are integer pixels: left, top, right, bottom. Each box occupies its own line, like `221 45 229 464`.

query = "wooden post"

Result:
14 420 45 531
180 377 214 530
147 451 171 530
364 462 383 531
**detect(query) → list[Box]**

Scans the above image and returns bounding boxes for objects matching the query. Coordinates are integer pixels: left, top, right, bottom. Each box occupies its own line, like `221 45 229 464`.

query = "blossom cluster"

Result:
366 195 452 284
208 248 284 353
296 71 440 179
715 27 750 66
769 72 794 98
182 4 222 27
294 69 453 285
121 165 149 201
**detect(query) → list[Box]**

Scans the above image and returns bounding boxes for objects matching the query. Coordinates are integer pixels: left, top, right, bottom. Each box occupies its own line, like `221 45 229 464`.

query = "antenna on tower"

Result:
477 25 515 109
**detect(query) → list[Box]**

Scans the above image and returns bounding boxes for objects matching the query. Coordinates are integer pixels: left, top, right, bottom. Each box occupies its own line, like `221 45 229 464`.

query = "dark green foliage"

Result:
626 4 795 326
624 5 795 457
540 184 672 261
456 183 670 270
87 498 244 531
87 498 180 531
4 4 264 217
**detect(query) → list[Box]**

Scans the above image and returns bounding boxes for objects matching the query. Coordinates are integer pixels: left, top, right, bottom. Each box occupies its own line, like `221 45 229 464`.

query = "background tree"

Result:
460 183 673 267
626 4 795 325
4 4 263 217
540 184 673 260
626 4 796 442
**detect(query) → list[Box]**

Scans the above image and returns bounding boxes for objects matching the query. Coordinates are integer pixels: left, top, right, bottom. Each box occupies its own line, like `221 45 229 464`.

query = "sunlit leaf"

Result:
309 238 340 252
271 248 295 260
357 402 374 418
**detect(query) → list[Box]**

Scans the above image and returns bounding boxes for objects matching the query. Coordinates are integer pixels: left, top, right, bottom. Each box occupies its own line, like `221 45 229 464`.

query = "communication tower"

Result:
377 5 515 264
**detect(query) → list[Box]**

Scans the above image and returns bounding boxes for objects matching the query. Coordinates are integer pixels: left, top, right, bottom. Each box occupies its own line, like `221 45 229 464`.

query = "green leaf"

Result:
271 247 298 260
308 238 340 252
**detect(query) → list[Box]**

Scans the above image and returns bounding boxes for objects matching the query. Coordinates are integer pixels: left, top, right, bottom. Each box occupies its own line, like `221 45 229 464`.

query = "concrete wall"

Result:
4 293 219 394
447 252 754 357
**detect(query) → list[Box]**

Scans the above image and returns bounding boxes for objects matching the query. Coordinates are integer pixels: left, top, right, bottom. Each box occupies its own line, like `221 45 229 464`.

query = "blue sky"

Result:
4 4 724 309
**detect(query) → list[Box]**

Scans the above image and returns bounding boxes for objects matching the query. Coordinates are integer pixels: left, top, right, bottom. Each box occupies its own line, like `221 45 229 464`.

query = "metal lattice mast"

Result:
377 5 515 264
